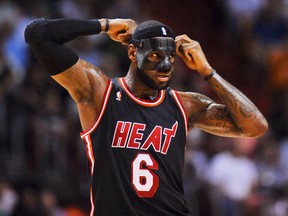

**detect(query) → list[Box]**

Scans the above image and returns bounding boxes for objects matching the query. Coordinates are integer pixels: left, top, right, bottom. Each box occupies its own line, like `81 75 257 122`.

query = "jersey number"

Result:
132 153 159 198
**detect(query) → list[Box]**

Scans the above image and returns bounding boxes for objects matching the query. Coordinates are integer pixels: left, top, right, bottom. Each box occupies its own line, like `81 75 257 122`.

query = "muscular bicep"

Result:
178 92 241 137
192 103 242 137
52 59 108 103
52 59 109 130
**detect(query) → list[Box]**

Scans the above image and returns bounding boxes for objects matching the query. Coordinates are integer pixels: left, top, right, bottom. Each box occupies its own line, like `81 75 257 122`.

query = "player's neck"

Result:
125 68 159 100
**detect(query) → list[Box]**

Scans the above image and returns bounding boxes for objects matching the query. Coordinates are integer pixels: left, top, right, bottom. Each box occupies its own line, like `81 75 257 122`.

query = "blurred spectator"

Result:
254 137 288 216
256 139 286 193
104 0 141 20
224 0 267 34
64 206 87 216
249 0 288 139
57 0 89 18
12 187 42 216
0 10 15 154
40 189 67 216
0 178 18 216
250 0 288 67
183 129 211 216
279 138 288 180
206 138 260 216
2 5 32 85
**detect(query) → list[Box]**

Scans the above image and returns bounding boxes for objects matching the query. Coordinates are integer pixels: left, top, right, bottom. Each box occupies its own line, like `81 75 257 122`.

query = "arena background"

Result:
0 0 288 215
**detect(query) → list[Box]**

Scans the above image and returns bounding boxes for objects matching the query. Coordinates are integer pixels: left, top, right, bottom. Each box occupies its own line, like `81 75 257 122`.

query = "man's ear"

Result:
128 45 137 62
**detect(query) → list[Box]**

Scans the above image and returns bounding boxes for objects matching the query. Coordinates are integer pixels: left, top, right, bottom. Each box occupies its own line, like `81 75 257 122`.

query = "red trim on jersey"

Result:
83 135 95 175
82 134 95 216
118 78 165 107
170 90 188 133
89 186 95 216
79 80 113 216
80 80 113 138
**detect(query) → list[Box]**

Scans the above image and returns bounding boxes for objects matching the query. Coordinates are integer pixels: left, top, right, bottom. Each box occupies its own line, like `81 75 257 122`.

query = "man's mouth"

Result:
156 74 170 82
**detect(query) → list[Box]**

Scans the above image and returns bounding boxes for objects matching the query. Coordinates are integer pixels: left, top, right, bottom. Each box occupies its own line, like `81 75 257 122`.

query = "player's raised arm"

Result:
175 34 268 138
24 18 136 130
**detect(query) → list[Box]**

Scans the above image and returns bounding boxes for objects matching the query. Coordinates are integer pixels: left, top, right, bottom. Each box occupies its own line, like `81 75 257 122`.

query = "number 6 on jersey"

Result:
132 153 159 197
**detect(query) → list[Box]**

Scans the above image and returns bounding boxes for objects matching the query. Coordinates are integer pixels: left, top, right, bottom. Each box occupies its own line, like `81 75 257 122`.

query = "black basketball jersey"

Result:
80 78 191 216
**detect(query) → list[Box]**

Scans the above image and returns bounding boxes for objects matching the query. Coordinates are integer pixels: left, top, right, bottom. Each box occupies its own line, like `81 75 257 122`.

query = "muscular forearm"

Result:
206 72 268 137
24 18 103 75
175 35 268 137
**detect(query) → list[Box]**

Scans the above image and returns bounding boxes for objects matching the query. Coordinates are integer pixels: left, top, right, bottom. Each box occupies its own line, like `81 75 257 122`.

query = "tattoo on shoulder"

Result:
191 93 213 105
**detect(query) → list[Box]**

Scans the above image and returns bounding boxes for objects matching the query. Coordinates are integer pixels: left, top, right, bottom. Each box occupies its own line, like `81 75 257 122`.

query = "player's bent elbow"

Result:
24 18 47 44
256 117 269 136
243 118 269 138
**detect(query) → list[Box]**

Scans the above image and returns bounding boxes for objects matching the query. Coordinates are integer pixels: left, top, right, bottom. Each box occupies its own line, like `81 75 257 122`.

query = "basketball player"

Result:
24 18 268 216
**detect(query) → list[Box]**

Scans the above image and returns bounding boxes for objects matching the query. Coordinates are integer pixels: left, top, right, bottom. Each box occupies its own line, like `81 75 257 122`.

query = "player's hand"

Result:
106 19 137 45
176 34 212 76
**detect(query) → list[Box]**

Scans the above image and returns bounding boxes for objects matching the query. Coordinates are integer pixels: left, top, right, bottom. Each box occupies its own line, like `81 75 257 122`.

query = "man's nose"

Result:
156 57 172 72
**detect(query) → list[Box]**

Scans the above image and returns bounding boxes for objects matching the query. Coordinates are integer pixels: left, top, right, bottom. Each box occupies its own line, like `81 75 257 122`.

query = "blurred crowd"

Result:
0 0 288 215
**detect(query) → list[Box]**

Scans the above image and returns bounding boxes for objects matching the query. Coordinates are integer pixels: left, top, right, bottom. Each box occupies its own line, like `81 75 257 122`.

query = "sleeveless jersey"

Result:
80 78 191 216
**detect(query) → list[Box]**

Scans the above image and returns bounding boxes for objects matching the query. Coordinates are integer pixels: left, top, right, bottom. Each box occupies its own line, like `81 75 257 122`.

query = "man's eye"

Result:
148 53 162 62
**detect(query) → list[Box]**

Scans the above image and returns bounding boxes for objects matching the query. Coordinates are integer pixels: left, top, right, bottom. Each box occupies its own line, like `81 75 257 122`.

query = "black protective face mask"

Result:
136 38 176 72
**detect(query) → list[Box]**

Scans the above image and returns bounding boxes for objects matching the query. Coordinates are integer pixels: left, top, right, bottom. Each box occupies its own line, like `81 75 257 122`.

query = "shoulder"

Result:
52 58 110 111
175 91 214 117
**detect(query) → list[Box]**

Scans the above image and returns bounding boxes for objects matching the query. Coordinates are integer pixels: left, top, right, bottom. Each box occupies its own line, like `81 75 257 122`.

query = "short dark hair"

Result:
131 20 175 46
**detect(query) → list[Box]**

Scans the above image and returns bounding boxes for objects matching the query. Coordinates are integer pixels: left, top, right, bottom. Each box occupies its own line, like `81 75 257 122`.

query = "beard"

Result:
136 68 170 90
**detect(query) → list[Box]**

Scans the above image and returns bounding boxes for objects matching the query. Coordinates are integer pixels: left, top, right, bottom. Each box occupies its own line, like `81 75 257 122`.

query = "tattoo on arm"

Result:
186 73 267 137
53 59 108 103
201 105 241 134
212 78 258 120
189 93 241 135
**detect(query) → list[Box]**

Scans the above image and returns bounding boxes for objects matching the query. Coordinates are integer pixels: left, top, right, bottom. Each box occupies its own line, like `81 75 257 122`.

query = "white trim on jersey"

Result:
80 80 113 138
119 78 165 107
170 90 188 134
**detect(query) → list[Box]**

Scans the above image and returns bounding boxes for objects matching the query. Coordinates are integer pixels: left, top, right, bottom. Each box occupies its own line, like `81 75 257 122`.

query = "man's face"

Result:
136 37 176 90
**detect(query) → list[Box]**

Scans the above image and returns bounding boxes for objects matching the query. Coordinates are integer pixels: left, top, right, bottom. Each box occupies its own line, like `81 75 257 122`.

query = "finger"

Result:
121 35 131 45
177 48 192 62
128 20 137 33
179 43 193 61
175 41 182 53
175 34 191 43
118 33 131 44
175 34 186 41
122 23 131 33
184 51 192 62
176 48 185 59
175 38 185 46
118 32 130 39
176 39 188 52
